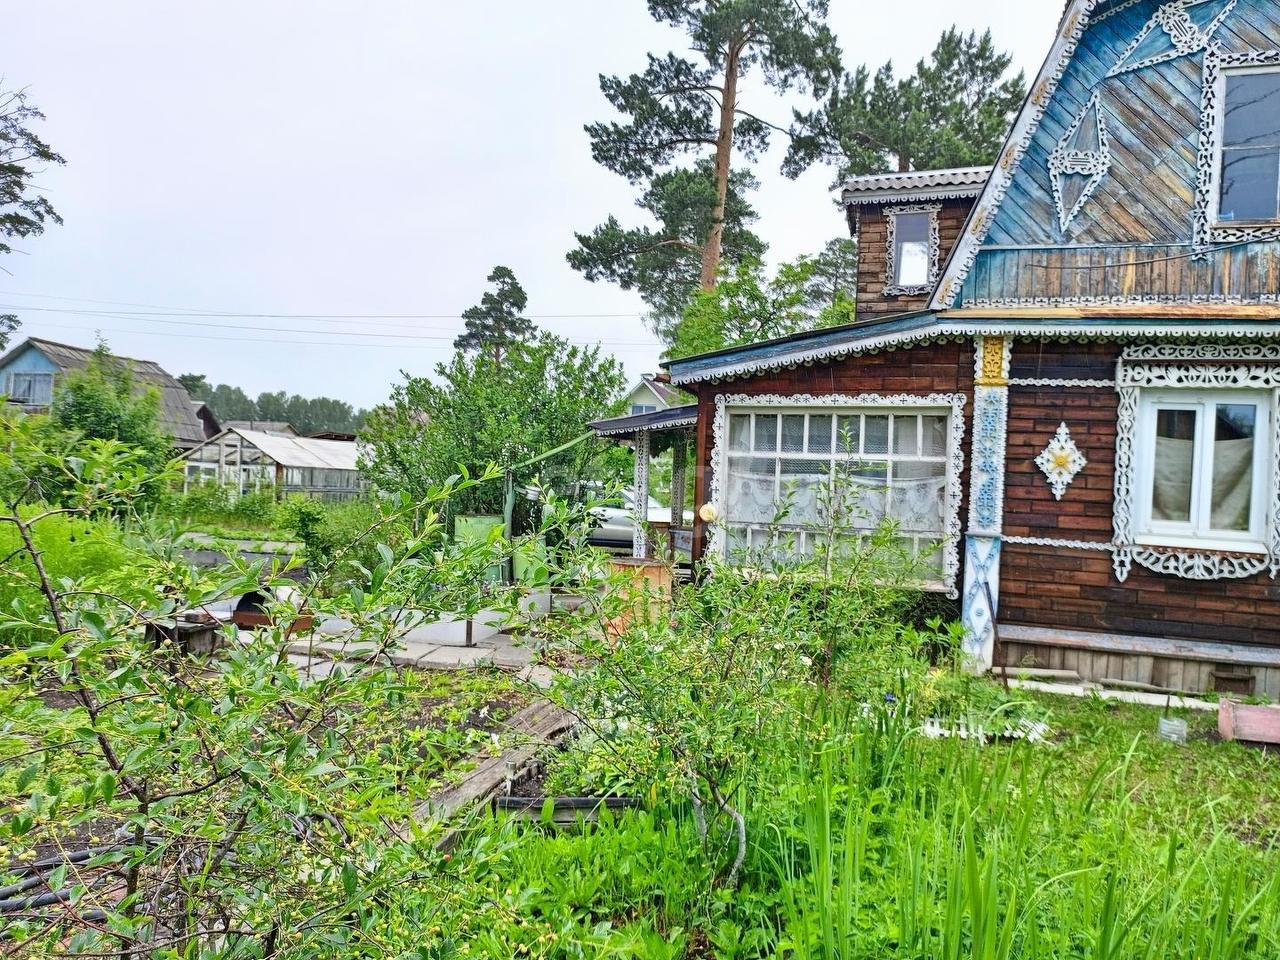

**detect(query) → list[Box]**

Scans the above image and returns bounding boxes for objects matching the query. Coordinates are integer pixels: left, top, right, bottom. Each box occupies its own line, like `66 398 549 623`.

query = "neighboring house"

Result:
622 375 689 415
0 337 209 449
181 427 365 501
664 0 1280 697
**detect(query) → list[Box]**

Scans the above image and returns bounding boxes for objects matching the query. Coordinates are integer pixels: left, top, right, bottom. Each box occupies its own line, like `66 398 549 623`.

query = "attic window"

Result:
1218 69 1280 223
884 204 940 297
7 372 53 405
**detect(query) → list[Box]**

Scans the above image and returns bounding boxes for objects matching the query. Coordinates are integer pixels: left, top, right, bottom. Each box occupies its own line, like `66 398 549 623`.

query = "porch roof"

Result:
589 404 698 440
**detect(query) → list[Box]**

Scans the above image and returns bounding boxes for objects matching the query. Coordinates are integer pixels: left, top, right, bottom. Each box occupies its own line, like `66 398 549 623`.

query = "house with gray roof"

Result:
0 336 213 449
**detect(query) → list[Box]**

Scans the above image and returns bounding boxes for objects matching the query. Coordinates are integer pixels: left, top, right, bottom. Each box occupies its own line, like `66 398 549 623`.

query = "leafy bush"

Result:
277 495 415 590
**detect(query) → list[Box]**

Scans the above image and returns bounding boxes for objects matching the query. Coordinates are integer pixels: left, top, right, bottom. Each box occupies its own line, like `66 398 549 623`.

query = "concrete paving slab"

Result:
410 645 495 669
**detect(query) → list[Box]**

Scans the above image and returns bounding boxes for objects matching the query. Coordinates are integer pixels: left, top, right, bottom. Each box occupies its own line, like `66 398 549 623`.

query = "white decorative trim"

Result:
1049 93 1111 231
930 0 1101 310
1127 546 1270 579
846 187 984 206
1008 377 1115 387
967 293 1280 307
1092 0 1147 24
1107 0 1237 77
1193 46 1280 251
884 204 942 297
666 321 1280 387
968 390 1010 532
632 429 650 559
709 392 967 593
593 414 698 437
1035 422 1088 499
962 535 1001 671
1112 343 1280 581
1002 534 1114 551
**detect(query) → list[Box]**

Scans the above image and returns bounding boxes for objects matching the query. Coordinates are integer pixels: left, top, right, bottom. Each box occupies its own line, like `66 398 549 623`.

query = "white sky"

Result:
2 1 1062 408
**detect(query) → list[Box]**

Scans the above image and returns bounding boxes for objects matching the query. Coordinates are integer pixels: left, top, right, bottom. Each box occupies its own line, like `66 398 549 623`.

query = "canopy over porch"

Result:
589 404 697 559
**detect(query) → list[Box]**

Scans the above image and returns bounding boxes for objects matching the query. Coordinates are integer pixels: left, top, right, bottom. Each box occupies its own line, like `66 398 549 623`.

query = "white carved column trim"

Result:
962 336 1011 671
633 429 650 559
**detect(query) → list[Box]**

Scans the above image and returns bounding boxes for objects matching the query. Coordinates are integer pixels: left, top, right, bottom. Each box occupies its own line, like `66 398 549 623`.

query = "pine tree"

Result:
453 266 535 367
786 28 1026 179
0 84 66 349
570 0 840 340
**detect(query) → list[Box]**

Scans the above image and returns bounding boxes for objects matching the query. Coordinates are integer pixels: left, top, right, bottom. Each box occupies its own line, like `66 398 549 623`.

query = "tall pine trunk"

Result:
700 42 741 290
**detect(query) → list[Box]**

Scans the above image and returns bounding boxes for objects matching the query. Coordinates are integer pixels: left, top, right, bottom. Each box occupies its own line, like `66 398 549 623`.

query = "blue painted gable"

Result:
0 342 59 398
939 0 1280 307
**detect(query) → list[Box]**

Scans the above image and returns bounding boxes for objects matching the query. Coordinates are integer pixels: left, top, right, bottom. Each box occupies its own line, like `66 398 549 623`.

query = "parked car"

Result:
588 489 693 552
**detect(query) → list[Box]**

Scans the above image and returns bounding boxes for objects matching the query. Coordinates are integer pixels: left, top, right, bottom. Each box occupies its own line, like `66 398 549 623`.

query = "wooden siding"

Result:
687 340 975 560
1001 340 1280 651
857 199 973 319
964 242 1280 303
965 0 1280 305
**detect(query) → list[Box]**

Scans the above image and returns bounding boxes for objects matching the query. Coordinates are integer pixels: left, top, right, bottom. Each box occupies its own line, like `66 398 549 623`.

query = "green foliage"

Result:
668 250 855 360
0 84 66 348
360 332 626 514
787 27 1027 179
179 374 369 435
570 0 840 340
568 162 766 342
47 342 171 493
277 495 414 592
454 265 535 365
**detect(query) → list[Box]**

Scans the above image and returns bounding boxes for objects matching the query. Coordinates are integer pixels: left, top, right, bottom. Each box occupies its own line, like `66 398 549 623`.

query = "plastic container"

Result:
1156 716 1188 744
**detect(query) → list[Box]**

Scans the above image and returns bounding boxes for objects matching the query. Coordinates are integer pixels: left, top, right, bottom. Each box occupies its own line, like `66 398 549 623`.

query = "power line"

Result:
0 289 648 321
17 320 666 354
0 305 665 348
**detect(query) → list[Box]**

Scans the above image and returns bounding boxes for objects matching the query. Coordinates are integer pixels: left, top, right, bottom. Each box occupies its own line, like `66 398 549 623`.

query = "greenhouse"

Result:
180 426 365 500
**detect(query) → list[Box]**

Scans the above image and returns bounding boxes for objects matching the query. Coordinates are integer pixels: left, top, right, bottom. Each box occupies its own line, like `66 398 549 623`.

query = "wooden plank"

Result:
997 623 1280 668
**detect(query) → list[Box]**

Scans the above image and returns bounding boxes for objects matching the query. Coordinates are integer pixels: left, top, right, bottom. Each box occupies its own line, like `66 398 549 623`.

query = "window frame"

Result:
1132 388 1272 554
1211 63 1280 228
710 392 967 595
7 371 54 405
1195 49 1280 249
630 403 658 415
883 203 942 297
1112 344 1280 583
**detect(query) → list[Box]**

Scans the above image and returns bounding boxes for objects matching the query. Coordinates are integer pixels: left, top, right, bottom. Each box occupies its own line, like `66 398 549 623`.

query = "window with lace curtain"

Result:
720 406 952 578
1133 390 1272 552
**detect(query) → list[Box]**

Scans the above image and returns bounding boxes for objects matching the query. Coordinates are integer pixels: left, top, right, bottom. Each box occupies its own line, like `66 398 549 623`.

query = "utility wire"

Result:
19 320 666 353
0 305 665 348
0 289 647 321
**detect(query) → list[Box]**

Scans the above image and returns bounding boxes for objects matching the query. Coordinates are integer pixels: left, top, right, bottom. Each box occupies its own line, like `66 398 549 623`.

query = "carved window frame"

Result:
1112 344 1280 581
1194 46 1280 250
884 203 941 297
709 392 967 595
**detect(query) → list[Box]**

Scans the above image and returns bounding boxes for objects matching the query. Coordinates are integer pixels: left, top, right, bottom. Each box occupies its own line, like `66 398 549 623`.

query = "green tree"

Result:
568 162 765 344
49 343 170 477
454 265 535 366
361 333 626 514
570 1 840 339
176 372 209 397
804 236 858 313
668 250 854 360
786 27 1026 179
0 84 67 349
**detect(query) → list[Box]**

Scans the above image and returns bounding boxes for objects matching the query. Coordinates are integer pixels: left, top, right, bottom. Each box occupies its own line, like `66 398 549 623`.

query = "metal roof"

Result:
840 166 992 205
0 337 208 446
191 427 361 470
590 404 699 439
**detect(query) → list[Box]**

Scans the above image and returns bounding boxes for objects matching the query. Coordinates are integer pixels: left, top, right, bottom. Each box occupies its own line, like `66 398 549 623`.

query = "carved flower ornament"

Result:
1035 422 1087 500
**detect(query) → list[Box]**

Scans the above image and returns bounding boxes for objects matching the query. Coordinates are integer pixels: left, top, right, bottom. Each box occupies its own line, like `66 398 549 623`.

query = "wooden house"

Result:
0 336 213 450
664 0 1280 697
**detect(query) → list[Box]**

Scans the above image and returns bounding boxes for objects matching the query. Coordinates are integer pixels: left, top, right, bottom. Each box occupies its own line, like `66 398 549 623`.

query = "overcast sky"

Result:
2 1 1061 408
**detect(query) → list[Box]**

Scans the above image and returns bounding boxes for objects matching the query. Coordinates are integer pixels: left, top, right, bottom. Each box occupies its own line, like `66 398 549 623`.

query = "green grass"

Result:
439 686 1280 958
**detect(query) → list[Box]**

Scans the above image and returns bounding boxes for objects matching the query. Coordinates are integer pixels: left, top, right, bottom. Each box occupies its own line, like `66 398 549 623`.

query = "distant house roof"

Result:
0 337 207 446
225 419 297 436
840 166 992 206
189 427 360 471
